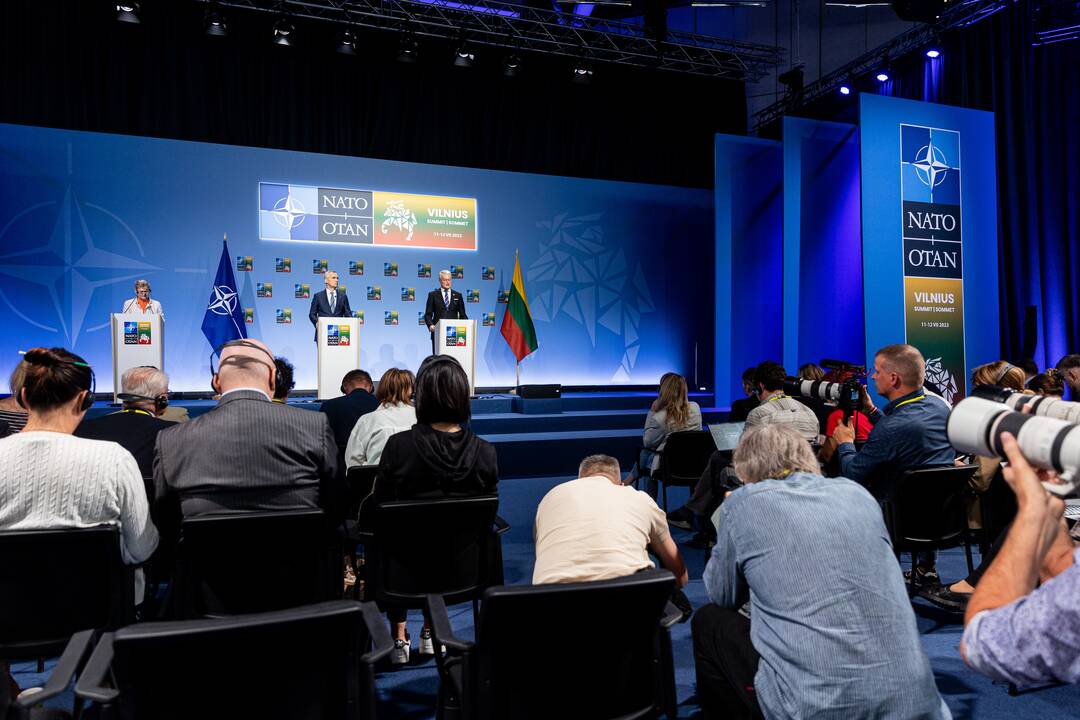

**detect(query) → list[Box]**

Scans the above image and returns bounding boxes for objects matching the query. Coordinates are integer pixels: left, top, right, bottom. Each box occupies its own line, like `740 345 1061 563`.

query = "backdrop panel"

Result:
714 134 782 409
0 124 713 392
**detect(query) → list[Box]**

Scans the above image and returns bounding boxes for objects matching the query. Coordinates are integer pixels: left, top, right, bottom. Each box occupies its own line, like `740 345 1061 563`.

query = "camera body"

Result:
784 359 867 421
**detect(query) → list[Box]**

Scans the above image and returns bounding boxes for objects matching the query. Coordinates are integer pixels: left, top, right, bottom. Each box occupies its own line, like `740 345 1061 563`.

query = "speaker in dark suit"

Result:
307 270 353 341
423 271 468 355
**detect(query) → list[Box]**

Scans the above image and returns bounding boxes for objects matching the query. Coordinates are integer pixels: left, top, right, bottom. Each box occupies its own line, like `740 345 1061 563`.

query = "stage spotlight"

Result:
925 48 941 58
503 53 521 77
398 34 419 63
778 65 805 96
273 17 294 46
116 3 140 24
876 71 890 82
204 6 228 36
839 84 851 95
572 62 593 84
453 40 475 68
337 29 357 55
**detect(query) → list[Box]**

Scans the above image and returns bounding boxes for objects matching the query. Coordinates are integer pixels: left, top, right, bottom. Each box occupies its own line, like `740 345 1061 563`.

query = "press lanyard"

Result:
893 394 926 409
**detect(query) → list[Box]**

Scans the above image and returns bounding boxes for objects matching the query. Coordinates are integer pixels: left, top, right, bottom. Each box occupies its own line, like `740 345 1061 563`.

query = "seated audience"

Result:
1055 353 1080 398
533 454 687 589
693 424 949 720
0 348 158 602
345 368 416 468
961 433 1079 687
626 373 702 496
0 361 29 435
271 356 295 403
372 354 498 664
728 367 759 423
1028 368 1065 396
1014 357 1039 386
75 365 174 479
321 369 379 448
744 361 819 442
153 339 341 543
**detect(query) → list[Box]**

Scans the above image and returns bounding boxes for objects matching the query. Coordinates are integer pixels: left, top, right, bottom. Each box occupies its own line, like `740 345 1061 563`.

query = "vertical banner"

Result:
860 95 998 405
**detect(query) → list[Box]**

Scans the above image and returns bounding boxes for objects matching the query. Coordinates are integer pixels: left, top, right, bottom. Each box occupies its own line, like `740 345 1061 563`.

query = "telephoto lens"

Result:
948 396 1080 497
784 377 841 403
972 384 1080 424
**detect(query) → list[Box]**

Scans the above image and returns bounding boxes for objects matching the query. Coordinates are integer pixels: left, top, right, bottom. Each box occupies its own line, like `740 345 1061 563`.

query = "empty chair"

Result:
652 430 717 510
72 600 392 720
167 510 339 618
425 568 680 720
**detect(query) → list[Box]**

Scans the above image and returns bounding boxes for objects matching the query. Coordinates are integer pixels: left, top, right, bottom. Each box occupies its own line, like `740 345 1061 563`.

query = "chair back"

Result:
0 525 133 659
978 466 1017 543
474 569 675 720
346 465 379 521
171 510 338 618
886 465 975 549
368 496 501 608
658 430 716 487
89 600 379 720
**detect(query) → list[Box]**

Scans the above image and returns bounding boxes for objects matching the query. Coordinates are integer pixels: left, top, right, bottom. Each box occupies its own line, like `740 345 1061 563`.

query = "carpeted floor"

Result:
12 475 1080 718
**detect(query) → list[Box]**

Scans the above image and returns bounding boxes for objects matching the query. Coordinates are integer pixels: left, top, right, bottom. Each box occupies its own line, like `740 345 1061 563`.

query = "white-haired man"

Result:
694 424 950 720
75 365 174 480
423 270 467 355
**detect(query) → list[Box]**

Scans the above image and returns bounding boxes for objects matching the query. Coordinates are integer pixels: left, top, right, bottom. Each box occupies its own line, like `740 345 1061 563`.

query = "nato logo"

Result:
123 321 138 345
901 126 960 206
259 183 318 241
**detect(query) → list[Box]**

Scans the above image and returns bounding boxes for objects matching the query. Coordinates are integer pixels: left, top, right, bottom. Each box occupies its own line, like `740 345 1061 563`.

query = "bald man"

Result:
152 339 342 544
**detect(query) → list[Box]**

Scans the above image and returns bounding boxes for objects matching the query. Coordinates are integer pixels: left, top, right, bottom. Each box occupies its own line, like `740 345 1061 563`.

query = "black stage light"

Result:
398 34 419 62
273 17 295 46
571 61 593 84
454 40 475 68
205 6 228 36
503 53 521 77
116 3 140 24
337 29 358 55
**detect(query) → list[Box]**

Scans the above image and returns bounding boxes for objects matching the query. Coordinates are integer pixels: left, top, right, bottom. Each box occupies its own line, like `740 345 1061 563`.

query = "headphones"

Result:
117 392 169 413
209 340 282 392
17 351 95 411
993 363 1017 385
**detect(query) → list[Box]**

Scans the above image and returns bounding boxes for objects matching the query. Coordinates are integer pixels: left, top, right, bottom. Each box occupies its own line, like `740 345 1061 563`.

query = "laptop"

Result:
708 422 745 451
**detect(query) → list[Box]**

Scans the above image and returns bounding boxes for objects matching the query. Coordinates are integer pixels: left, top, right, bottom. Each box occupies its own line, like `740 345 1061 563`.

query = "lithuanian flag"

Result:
500 252 538 362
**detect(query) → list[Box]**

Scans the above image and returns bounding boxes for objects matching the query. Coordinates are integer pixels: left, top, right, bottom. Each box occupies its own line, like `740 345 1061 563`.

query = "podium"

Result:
111 313 165 403
317 317 361 400
436 319 477 396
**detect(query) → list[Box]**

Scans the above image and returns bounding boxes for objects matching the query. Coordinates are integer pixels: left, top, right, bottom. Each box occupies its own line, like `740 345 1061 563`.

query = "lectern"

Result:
317 317 361 400
436 319 477 396
111 313 164 403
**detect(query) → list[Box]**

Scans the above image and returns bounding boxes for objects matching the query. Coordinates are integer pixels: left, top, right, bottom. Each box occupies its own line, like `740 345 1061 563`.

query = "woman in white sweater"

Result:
345 367 417 469
0 348 158 600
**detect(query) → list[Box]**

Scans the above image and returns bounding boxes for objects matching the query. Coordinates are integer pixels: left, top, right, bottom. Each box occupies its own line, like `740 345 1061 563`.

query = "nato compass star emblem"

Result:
272 195 307 230
0 182 159 348
207 284 239 315
912 141 951 188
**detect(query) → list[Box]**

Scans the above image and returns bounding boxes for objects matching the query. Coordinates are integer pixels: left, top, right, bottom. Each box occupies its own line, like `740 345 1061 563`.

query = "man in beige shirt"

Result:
533 454 688 588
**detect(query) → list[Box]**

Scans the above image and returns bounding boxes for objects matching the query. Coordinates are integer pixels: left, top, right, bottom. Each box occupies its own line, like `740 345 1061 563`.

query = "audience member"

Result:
961 433 1079 687
533 454 687 589
1029 368 1065 397
271 356 295 403
693 425 949 720
75 365 174 479
1014 357 1039 385
321 369 379 448
1055 354 1080 397
796 362 825 381
626 373 702 496
371 354 498 664
728 367 759 423
744 361 819 442
0 348 158 602
153 339 341 544
0 362 29 434
794 363 832 432
345 368 416 468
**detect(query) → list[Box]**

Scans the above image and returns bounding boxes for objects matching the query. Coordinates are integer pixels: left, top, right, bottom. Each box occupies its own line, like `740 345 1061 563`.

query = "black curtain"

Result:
0 1 745 189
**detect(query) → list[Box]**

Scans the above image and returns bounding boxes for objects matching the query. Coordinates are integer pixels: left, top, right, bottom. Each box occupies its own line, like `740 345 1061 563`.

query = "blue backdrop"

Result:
0 124 713 392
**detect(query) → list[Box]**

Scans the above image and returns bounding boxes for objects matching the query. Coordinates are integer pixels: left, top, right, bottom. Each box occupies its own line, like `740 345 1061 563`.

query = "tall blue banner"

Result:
860 95 998 403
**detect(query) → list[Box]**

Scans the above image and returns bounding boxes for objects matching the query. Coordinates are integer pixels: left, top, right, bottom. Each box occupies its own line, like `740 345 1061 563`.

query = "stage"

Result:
85 390 727 478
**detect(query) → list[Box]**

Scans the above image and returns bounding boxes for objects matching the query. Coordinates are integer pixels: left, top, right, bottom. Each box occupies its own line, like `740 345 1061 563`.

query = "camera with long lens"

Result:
948 396 1080 497
972 384 1080 424
783 359 867 421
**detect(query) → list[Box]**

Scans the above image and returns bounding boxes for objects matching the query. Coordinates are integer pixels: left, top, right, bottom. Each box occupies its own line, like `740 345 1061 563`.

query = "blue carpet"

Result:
11 476 1080 718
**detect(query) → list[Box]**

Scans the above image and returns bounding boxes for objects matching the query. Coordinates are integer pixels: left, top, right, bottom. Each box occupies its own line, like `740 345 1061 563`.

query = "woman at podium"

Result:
121 279 164 320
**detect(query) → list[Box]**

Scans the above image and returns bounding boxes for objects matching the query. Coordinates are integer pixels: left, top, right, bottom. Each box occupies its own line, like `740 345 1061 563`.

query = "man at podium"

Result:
308 269 352 342
423 270 467 355
121 279 164 320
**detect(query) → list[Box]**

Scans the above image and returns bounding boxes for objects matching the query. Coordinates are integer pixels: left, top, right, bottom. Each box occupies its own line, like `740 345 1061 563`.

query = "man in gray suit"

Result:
152 339 343 542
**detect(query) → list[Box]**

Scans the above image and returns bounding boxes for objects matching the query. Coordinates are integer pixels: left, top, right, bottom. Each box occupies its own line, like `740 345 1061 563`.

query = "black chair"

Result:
651 430 717 510
167 510 339 619
425 569 681 720
366 496 508 625
72 600 392 720
882 465 978 591
975 467 1017 555
344 465 379 599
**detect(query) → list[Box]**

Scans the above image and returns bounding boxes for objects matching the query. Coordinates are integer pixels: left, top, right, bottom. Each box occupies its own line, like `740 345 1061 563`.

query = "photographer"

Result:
744 361 819 443
960 433 1079 687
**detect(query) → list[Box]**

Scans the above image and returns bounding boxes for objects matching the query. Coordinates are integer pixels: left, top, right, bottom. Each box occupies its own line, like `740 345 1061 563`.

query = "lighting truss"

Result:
751 0 1013 132
194 0 784 80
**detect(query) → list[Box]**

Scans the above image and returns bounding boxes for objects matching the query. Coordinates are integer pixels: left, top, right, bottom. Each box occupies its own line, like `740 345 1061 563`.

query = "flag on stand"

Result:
201 238 247 352
500 252 538 362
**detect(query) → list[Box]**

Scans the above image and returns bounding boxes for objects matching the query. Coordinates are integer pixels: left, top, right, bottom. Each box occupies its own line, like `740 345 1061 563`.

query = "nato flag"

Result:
201 240 248 352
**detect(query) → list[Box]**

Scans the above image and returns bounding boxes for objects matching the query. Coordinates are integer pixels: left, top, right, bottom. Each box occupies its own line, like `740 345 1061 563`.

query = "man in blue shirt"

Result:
695 424 950 720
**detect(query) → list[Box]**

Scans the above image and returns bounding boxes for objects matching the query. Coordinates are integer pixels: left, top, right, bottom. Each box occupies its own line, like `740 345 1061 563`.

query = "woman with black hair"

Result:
372 354 498 664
